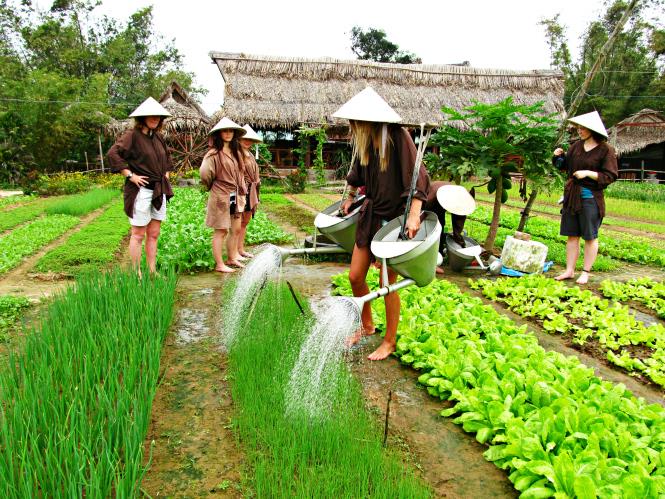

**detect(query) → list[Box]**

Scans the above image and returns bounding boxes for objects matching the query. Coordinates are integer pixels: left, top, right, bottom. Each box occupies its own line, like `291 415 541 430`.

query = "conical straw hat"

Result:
567 111 608 137
332 87 402 123
129 97 171 118
241 124 262 142
209 117 246 136
436 184 476 216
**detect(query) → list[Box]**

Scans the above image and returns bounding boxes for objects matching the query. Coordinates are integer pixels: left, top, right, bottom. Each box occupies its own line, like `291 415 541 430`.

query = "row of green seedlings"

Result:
332 269 665 498
470 275 665 387
470 205 665 267
0 269 177 497
260 192 318 233
0 194 34 210
157 188 292 272
469 182 665 224
600 277 665 319
472 191 665 236
0 188 118 232
0 295 30 343
226 281 431 498
34 200 130 276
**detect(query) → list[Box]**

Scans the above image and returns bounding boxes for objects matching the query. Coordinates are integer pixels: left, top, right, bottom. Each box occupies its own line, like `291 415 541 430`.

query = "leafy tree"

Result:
0 0 199 182
350 26 421 64
540 0 664 126
427 98 559 251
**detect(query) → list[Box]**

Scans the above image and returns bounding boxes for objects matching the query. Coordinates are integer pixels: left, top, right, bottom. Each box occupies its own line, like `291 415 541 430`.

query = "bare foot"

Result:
240 251 254 258
554 271 574 281
576 271 591 285
344 325 375 347
435 266 444 275
367 341 396 361
215 265 235 273
226 260 245 268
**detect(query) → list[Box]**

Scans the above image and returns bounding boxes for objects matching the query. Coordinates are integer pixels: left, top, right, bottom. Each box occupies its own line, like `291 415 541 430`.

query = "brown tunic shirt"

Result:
559 140 618 218
107 129 174 217
241 151 261 212
346 126 430 247
201 148 247 229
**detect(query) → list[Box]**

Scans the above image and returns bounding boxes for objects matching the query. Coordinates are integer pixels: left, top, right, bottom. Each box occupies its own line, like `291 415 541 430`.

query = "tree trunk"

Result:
516 0 639 231
517 188 538 232
485 176 503 251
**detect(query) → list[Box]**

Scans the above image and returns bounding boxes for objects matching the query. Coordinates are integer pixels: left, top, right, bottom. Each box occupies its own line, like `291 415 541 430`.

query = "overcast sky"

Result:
36 0 619 113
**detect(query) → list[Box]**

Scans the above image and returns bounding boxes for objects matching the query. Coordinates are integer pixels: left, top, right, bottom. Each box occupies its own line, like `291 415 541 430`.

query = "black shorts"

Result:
560 198 602 241
229 193 239 215
244 193 252 213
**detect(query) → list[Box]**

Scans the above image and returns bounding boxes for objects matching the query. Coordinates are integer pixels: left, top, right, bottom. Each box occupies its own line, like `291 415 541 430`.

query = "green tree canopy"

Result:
0 0 199 181
350 26 421 64
540 0 664 126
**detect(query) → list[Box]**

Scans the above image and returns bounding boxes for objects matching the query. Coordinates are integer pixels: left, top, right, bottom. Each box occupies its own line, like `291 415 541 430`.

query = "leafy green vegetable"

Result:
0 295 30 342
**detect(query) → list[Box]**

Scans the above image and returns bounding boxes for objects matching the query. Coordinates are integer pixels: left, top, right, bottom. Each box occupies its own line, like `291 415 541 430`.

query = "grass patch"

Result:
0 214 80 274
0 296 30 343
605 181 665 203
261 193 316 233
227 282 431 497
35 201 129 275
0 195 33 210
44 188 119 216
293 192 336 211
0 270 176 496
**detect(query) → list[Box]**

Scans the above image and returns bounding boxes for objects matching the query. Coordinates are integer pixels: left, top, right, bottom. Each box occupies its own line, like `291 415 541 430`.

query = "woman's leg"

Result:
213 229 234 273
238 211 253 258
226 215 244 266
144 219 161 274
348 245 374 337
577 238 599 284
129 225 147 272
368 267 399 361
555 236 579 280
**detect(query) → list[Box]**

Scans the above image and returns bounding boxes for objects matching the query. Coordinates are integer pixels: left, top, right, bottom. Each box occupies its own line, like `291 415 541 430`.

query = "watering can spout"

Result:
336 278 417 320
271 244 348 264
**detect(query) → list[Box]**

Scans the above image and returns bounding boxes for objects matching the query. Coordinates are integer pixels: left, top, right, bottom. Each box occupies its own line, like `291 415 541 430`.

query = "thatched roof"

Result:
609 109 665 156
105 81 211 137
209 52 565 129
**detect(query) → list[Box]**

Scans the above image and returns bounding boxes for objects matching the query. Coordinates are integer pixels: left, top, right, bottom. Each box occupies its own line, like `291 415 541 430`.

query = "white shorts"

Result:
129 187 166 226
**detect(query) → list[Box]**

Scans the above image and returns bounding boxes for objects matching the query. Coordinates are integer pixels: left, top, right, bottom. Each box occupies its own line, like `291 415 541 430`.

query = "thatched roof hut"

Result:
609 108 665 156
209 52 565 130
105 82 211 172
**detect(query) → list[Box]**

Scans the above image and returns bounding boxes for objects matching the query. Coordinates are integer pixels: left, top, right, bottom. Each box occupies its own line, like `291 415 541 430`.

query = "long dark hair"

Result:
210 130 243 164
590 130 607 143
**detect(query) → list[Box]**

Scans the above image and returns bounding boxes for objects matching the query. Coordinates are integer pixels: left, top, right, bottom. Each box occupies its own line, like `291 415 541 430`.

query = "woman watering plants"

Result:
200 117 247 273
337 87 430 361
237 124 263 259
553 111 618 284
108 97 174 276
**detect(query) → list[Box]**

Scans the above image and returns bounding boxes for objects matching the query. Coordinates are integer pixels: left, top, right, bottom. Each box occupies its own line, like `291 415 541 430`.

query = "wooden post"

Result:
641 159 645 182
98 132 105 173
84 151 89 171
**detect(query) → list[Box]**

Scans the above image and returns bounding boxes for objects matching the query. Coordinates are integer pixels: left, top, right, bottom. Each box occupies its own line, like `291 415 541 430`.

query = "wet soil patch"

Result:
141 273 247 498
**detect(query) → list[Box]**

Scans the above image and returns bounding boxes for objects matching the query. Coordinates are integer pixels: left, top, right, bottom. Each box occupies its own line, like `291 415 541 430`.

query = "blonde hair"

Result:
349 121 392 172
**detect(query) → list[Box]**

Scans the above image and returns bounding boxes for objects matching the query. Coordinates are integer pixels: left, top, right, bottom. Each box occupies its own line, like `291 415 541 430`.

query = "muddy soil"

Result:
141 273 247 498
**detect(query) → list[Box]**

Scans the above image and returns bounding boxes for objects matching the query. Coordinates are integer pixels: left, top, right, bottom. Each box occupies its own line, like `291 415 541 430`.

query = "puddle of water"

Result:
284 297 360 421
174 308 209 345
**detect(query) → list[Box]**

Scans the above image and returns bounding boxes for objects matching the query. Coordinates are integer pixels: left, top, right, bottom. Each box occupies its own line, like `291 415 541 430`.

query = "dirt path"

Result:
141 273 247 497
0 207 109 299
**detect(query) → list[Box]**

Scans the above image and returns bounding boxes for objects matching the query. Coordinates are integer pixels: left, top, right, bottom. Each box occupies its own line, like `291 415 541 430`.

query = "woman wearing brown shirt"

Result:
337 87 430 361
553 111 618 284
237 124 263 259
200 117 247 273
107 97 174 276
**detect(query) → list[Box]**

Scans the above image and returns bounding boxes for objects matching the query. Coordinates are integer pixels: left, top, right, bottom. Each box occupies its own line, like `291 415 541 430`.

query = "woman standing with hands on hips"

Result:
237 124 263 259
337 87 430 361
553 111 618 284
108 97 174 276
200 117 247 273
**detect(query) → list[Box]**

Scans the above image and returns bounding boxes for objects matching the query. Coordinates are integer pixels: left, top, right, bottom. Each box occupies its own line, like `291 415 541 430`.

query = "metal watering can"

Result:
337 211 443 321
